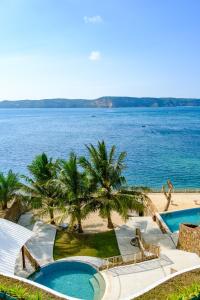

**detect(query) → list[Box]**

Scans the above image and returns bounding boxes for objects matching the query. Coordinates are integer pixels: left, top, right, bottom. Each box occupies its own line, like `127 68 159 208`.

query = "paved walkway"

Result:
114 224 140 256
114 216 175 257
16 212 200 300
103 250 200 300
104 216 200 300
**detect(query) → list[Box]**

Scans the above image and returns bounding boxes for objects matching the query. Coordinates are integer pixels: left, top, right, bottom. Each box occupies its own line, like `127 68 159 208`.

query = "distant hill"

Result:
1 97 200 108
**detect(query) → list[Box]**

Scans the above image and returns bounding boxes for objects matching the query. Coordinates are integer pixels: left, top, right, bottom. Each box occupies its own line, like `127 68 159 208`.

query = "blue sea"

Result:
0 107 200 189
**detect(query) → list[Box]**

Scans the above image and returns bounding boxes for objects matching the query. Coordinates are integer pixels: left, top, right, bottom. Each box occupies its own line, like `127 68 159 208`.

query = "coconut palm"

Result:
27 153 56 183
23 178 63 224
80 141 146 228
58 152 96 233
23 153 60 224
0 170 21 210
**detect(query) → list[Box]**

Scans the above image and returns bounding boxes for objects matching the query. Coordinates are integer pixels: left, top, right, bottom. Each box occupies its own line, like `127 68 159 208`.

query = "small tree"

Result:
58 152 96 233
80 141 146 228
0 170 21 210
23 153 60 224
162 179 174 211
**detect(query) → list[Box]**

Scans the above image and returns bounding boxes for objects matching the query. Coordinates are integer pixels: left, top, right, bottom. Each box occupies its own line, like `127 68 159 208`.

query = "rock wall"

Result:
4 199 27 223
177 223 200 256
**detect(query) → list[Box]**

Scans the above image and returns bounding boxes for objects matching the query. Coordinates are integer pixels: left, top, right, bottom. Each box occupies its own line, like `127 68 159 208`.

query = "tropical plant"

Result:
58 152 96 233
27 153 56 183
23 153 61 224
80 141 147 228
0 170 21 210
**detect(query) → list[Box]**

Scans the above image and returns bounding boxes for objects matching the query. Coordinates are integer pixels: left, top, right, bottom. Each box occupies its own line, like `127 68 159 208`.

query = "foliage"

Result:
135 269 200 300
167 282 200 299
0 142 150 230
0 170 21 210
0 275 63 299
22 153 62 224
57 152 97 233
27 153 56 183
80 140 147 228
54 229 120 259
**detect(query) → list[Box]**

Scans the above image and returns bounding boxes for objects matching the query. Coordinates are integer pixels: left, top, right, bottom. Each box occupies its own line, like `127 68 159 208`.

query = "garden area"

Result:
54 229 120 259
0 274 63 300
135 268 200 300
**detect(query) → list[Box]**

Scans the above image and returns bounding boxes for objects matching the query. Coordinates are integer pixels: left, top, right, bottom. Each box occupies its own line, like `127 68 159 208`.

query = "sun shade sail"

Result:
0 218 34 275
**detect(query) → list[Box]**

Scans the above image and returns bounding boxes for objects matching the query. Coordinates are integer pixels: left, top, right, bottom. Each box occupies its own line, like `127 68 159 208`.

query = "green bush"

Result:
167 283 200 300
135 269 200 300
0 275 63 300
0 283 47 300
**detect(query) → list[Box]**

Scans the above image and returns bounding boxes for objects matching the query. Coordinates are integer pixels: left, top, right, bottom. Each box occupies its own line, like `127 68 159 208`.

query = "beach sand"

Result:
35 210 125 233
32 193 200 233
148 192 200 212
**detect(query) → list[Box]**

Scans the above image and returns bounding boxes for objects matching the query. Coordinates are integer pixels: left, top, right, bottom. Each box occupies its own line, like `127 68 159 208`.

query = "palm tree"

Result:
27 153 56 183
23 178 62 225
58 152 96 233
80 141 146 228
0 170 21 210
23 153 60 224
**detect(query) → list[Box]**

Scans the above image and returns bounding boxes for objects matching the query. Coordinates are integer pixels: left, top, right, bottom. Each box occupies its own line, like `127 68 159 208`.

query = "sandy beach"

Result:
34 193 200 233
148 192 200 212
35 209 124 234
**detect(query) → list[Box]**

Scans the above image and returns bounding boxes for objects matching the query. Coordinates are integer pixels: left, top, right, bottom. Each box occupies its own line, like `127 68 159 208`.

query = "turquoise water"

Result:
160 208 200 232
1 107 200 188
30 261 101 300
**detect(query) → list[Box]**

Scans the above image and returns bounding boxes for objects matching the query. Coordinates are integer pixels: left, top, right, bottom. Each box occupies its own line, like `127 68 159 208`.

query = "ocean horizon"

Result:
1 106 200 189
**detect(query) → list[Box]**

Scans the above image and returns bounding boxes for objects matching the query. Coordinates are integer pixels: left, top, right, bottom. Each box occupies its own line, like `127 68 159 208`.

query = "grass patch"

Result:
54 230 120 260
0 274 63 300
135 269 200 300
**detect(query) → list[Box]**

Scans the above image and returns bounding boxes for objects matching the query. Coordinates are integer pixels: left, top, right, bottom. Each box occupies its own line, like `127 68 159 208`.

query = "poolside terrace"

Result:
0 191 200 299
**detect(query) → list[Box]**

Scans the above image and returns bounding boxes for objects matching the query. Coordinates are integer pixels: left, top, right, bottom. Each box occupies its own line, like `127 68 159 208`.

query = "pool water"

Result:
160 207 200 232
29 261 105 300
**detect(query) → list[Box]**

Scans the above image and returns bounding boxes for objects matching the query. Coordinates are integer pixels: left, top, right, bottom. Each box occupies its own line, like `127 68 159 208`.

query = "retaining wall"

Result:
177 223 200 256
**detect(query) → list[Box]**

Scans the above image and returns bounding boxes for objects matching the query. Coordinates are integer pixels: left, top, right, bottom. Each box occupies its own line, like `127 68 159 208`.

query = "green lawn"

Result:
135 268 200 300
54 230 120 260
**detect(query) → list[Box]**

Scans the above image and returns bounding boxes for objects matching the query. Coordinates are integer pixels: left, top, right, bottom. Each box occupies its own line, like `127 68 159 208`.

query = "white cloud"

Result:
89 51 101 61
84 15 103 24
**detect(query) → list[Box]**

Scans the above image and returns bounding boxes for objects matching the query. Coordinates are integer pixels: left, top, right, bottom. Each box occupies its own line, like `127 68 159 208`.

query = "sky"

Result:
0 0 200 100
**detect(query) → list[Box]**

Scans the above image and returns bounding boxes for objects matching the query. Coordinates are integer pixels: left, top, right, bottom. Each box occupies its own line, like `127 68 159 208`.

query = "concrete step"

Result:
94 273 106 300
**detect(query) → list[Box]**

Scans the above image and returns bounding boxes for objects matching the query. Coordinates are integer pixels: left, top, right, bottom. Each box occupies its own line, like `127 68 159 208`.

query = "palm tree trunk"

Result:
107 212 114 229
49 208 55 225
77 217 83 233
2 201 7 210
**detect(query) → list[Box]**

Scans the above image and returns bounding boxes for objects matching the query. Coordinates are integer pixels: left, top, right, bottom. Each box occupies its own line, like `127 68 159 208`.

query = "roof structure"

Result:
0 218 34 275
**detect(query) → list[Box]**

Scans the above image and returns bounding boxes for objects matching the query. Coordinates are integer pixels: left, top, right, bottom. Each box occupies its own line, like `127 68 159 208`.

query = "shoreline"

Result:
32 192 200 234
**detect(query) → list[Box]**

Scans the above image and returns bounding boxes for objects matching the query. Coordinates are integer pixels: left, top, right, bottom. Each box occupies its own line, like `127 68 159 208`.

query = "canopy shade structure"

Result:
0 218 35 275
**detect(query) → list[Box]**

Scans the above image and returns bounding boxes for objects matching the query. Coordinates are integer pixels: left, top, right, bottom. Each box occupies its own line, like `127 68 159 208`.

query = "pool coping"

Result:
156 207 200 234
0 271 75 300
29 257 107 300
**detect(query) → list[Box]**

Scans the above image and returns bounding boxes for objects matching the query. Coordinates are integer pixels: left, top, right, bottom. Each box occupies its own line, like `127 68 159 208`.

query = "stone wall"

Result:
177 223 200 256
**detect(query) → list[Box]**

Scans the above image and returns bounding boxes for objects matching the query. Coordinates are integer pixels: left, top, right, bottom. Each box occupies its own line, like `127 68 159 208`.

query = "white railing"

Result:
100 230 160 270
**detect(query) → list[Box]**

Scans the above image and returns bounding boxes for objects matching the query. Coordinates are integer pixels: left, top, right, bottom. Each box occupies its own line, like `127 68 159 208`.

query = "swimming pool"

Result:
29 261 105 300
160 207 200 233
